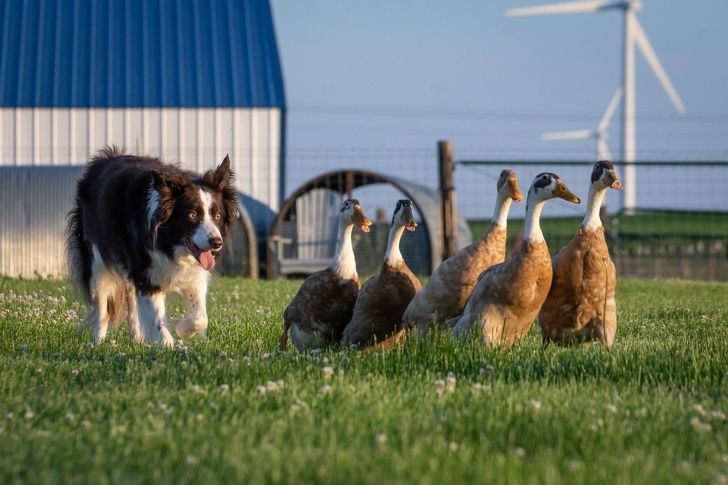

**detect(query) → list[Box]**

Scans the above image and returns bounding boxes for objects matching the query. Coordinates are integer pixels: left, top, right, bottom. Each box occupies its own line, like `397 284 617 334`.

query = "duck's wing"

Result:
281 269 359 349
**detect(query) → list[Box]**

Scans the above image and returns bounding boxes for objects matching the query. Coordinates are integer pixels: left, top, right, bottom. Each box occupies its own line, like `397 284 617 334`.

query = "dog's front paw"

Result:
173 316 207 339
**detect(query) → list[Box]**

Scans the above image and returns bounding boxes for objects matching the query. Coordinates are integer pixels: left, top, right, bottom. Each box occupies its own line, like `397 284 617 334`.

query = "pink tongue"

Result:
199 250 216 271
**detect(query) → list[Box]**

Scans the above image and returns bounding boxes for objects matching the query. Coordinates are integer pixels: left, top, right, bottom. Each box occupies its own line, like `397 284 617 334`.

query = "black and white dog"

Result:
67 147 237 346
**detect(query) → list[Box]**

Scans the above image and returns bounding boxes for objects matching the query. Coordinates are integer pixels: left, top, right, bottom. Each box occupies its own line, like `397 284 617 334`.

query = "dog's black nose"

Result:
209 236 223 250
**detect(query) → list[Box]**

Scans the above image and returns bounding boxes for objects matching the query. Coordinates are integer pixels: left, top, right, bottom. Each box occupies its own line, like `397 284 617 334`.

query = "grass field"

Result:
0 277 726 484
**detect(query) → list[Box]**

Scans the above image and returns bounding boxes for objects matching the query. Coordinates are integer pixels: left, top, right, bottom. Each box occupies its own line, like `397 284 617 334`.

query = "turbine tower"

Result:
507 0 686 213
541 88 622 160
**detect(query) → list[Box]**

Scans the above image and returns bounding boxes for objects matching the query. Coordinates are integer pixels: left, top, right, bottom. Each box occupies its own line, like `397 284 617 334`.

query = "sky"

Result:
270 0 728 216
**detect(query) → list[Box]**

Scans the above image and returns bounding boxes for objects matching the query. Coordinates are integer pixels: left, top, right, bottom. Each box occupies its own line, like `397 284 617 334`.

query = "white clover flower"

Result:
445 375 456 393
65 413 76 422
276 380 285 390
471 383 484 395
24 410 35 421
448 442 459 452
186 455 199 465
528 400 542 413
434 379 446 396
218 384 230 394
321 384 333 395
81 420 91 429
322 366 334 380
513 447 526 458
605 404 618 414
693 404 707 417
266 381 279 392
256 385 267 396
690 417 711 433
376 433 387 450
479 365 495 376
710 410 726 421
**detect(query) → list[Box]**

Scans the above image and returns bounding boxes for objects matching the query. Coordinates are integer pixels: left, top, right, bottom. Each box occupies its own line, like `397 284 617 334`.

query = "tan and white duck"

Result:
402 170 523 336
279 199 372 351
341 200 421 347
451 173 581 346
538 161 622 348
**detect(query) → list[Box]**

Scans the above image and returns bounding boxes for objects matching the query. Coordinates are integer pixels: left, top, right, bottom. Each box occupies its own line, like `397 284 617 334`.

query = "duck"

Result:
341 200 421 347
451 173 581 346
538 160 622 348
401 170 523 336
279 199 373 351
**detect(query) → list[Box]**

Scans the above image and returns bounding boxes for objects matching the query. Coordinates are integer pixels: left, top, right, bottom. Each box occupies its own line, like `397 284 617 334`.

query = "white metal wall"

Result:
0 107 282 211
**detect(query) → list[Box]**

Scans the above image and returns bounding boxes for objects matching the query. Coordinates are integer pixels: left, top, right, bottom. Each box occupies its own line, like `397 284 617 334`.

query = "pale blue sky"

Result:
270 0 728 214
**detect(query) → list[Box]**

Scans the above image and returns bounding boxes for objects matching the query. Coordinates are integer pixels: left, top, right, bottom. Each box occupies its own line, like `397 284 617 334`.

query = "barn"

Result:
0 0 285 278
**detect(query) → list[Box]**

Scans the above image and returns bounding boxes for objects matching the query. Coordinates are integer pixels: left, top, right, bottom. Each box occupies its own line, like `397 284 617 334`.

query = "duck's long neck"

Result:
384 224 406 266
491 194 512 230
331 221 356 279
581 184 607 230
523 192 545 243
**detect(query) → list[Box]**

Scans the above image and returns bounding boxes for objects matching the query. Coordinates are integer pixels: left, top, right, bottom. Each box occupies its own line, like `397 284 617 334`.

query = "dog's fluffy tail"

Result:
66 201 92 303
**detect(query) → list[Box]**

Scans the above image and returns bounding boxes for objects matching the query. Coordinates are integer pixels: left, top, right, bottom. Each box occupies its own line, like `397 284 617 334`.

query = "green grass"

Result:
0 277 726 484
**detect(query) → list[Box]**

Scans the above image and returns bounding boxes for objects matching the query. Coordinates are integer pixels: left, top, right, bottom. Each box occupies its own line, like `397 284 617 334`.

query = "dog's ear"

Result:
203 155 234 189
148 171 173 231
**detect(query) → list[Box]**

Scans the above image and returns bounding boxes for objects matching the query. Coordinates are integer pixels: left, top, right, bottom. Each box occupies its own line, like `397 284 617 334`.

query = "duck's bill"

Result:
353 205 373 232
405 221 418 232
554 185 581 204
611 179 623 190
509 179 524 202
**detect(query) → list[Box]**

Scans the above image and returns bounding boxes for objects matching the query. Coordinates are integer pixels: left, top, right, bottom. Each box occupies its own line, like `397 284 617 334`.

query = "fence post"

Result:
438 140 457 261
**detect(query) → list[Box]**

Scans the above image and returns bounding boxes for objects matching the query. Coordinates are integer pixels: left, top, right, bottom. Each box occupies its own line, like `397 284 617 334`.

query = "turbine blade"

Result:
597 88 623 133
506 0 613 17
632 18 686 113
541 129 594 141
597 137 612 160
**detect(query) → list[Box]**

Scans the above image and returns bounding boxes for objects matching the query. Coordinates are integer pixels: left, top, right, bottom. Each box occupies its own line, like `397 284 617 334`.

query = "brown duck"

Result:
341 200 421 347
279 199 372 351
401 170 523 336
451 173 581 347
538 160 622 348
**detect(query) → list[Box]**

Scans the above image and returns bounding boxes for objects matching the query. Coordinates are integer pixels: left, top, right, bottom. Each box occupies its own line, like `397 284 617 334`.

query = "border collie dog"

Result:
67 147 237 346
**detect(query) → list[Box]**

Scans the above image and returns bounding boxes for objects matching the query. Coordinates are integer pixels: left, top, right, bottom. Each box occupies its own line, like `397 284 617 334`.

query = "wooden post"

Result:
438 140 457 261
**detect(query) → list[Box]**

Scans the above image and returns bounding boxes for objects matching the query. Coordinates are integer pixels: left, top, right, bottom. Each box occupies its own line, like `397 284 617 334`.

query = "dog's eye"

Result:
214 211 221 221
188 211 198 222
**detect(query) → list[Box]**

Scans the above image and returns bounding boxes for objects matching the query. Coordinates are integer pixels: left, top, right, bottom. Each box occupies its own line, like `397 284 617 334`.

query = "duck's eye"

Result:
188 211 198 222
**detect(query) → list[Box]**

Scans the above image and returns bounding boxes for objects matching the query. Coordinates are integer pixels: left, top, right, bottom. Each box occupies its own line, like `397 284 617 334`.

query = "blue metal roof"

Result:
0 0 285 108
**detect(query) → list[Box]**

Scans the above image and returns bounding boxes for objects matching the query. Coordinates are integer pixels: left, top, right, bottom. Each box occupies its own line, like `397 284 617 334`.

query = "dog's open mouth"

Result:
185 238 216 271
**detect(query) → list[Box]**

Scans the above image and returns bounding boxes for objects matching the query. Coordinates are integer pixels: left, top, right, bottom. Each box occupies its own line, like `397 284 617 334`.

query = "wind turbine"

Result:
541 88 622 160
507 0 686 213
